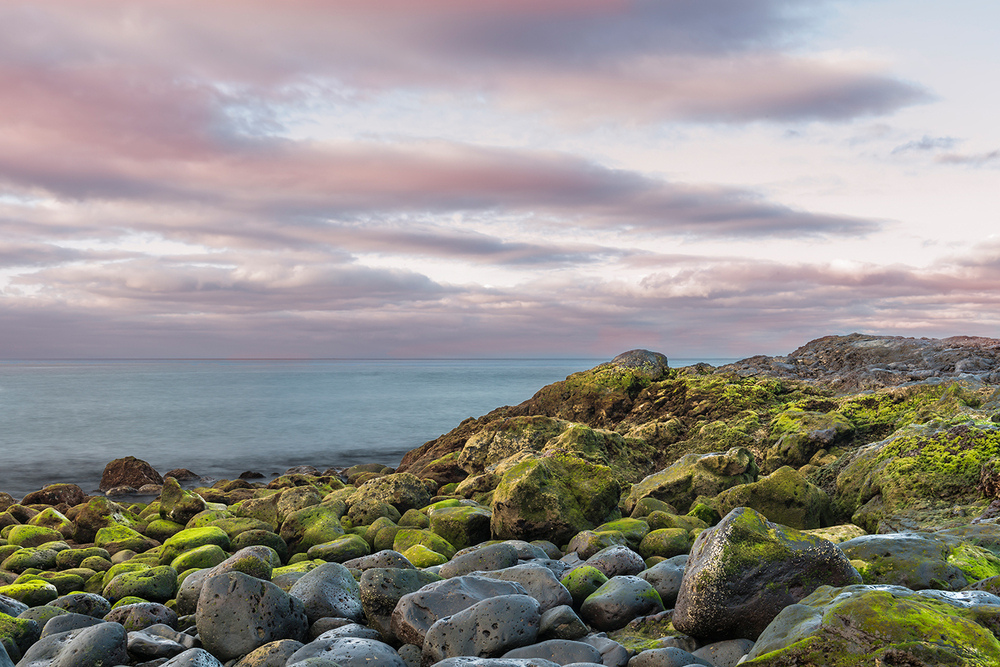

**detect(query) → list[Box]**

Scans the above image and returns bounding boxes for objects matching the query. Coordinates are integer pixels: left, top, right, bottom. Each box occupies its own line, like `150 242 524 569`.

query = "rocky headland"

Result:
4 333 1000 666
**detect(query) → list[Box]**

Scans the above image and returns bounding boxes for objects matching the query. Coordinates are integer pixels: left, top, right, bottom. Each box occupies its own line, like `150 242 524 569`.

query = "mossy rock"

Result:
490 454 621 546
15 571 85 596
629 497 678 519
16 604 68 627
103 565 178 604
159 526 231 565
349 472 432 516
232 530 288 563
428 504 492 551
560 565 609 607
592 518 650 549
0 544 21 563
0 579 58 607
159 477 208 525
839 532 1000 590
183 508 232 529
714 466 833 530
393 528 456 560
763 408 854 473
373 524 404 553
170 543 229 572
6 525 64 549
279 502 346 556
743 584 1000 666
144 519 186 543
0 611 41 656
645 511 707 533
401 544 448 568
208 516 275 540
79 556 113 573
625 447 759 516
235 494 280 530
1 547 58 574
26 508 76 541
306 534 371 563
55 547 112 570
638 529 692 560
363 517 397 548
835 422 1000 531
802 524 867 544
95 524 158 555
566 530 628 559
399 509 430 529
73 496 140 543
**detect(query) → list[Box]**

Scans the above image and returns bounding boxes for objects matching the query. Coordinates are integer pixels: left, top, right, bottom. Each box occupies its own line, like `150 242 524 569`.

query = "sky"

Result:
1 0 998 360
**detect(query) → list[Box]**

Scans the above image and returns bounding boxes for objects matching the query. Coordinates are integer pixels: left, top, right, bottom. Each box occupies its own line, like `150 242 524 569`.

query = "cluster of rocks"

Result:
5 334 1000 666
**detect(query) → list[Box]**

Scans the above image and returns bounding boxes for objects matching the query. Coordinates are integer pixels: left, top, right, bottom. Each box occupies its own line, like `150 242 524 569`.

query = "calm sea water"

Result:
0 357 734 500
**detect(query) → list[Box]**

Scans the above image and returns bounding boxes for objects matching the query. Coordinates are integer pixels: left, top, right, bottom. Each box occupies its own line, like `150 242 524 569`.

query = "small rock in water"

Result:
100 456 164 492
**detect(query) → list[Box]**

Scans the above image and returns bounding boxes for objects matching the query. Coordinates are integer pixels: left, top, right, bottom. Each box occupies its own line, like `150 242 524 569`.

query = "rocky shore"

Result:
4 333 1000 666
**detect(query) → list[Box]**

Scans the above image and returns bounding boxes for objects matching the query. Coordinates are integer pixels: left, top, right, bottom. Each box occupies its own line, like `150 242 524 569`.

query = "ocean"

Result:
0 357 735 500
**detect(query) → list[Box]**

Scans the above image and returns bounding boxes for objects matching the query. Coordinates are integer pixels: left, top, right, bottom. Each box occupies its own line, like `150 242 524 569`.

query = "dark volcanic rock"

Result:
720 333 1000 391
21 484 87 507
100 457 164 492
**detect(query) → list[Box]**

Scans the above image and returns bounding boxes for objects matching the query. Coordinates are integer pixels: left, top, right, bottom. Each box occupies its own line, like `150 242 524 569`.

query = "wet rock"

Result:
287 561 363 624
838 532 981 590
195 571 308 662
503 638 602 664
127 624 194 660
390 575 527 646
100 456 163 492
673 507 861 641
579 576 665 631
422 594 541 665
627 647 711 666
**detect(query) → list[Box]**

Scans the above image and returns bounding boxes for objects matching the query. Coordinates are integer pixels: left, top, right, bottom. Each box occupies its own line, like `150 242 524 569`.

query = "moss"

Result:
392 528 456 560
560 565 608 607
947 542 1000 582
159 526 231 564
401 544 448 568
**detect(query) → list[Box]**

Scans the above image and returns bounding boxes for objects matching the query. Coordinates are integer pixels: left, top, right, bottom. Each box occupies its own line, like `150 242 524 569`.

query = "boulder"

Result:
159 526 231 565
195 571 308 662
104 602 177 631
422 594 541 665
100 456 163 492
287 562 363 624
560 566 608 608
49 593 110 619
744 584 1000 666
160 647 225 667
585 545 646 578
625 448 759 515
440 543 520 578
762 408 853 473
429 504 493 550
713 466 833 530
490 454 621 545
673 507 861 641
103 565 178 604
579 575 664 631
349 473 432 516
358 567 442 642
637 555 688 608
285 636 406 667
175 546 278 615
232 639 304 667
306 534 371 563
279 502 346 556
503 638 603 664
16 621 128 667
72 496 138 543
470 563 573 613
537 605 588 641
390 575 527 646
21 484 87 509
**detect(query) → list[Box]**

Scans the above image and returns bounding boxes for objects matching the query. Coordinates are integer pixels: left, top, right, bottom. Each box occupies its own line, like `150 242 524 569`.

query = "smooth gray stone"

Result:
314 623 381 641
531 559 573 579
691 638 755 667
285 637 405 667
0 595 28 618
580 635 630 667
127 627 189 660
397 643 420 667
626 647 712 666
49 593 111 619
160 648 224 667
505 541 550 561
472 563 573 613
584 546 646 578
288 562 363 624
358 567 442 641
390 575 526 646
175 546 279 615
17 607 67 627
538 605 588 641
0 641 13 667
579 576 665 631
430 659 560 667
232 639 304 667
196 571 308 662
422 594 541 665
40 613 104 639
638 558 686 609
307 617 354 640
17 621 128 667
342 550 413 571
105 602 178 631
503 638 602 664
440 543 519 578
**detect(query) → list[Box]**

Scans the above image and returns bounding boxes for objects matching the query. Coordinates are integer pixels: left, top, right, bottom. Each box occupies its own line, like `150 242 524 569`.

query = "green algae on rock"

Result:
625 448 759 516
744 584 1000 666
714 466 833 530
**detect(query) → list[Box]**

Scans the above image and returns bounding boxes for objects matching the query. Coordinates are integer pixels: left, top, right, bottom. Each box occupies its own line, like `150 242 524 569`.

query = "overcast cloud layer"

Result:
1 1 997 359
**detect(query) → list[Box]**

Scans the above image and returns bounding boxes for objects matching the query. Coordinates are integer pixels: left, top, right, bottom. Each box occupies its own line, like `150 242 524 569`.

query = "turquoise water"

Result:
0 357 734 499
